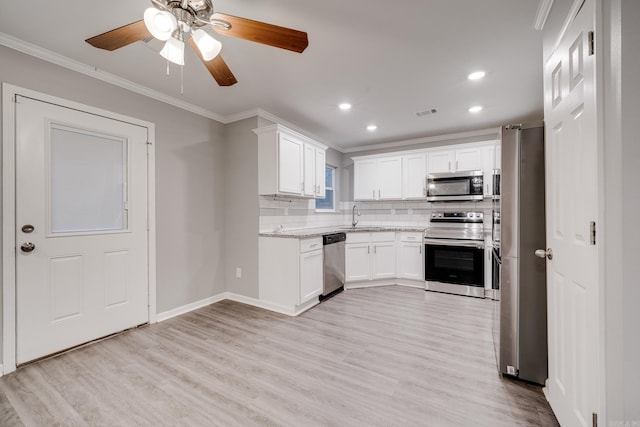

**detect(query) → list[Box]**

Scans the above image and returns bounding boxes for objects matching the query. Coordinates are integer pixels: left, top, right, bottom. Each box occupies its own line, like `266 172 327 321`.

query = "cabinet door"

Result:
372 241 396 279
353 159 377 200
454 147 483 172
278 134 303 195
428 150 454 173
483 144 496 196
345 243 371 281
398 242 423 280
377 157 402 199
315 148 326 198
402 153 427 199
300 249 323 303
303 143 316 197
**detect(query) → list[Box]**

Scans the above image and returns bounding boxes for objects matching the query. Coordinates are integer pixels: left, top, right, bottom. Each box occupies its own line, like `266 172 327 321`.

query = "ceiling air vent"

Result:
416 108 437 117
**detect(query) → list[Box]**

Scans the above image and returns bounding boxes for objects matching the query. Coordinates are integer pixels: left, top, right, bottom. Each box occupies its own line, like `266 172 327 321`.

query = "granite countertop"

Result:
259 225 428 239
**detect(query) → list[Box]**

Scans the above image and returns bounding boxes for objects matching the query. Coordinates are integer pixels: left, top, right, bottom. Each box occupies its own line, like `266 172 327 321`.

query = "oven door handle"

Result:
423 238 485 249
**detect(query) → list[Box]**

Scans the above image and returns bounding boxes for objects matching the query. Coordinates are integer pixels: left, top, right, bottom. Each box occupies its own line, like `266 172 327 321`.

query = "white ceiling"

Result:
0 0 543 150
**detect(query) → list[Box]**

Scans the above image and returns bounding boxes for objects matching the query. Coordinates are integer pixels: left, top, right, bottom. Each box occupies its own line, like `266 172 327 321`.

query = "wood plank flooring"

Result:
0 286 558 426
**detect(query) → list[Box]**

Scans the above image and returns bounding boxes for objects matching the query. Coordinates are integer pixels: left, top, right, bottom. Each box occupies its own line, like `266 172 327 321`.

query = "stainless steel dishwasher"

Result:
321 232 346 299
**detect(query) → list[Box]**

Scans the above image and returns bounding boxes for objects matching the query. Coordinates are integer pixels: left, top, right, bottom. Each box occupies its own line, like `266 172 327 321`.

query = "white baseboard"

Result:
156 293 226 322
224 292 319 316
154 281 428 324
0 364 3 377
345 279 425 290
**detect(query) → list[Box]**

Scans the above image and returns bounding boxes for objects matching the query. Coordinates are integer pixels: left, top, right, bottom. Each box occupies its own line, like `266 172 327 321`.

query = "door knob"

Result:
20 242 35 253
21 224 35 233
535 248 553 260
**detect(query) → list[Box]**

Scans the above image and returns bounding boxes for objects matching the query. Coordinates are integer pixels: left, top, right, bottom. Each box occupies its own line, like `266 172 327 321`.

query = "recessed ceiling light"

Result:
339 103 352 111
468 106 483 113
367 124 378 132
468 71 486 80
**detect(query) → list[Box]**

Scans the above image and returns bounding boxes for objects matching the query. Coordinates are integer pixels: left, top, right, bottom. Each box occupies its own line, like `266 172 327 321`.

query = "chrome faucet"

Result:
352 205 361 228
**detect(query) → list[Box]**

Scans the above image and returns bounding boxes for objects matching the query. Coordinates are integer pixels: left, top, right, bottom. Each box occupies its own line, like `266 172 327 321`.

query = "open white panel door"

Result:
542 0 600 425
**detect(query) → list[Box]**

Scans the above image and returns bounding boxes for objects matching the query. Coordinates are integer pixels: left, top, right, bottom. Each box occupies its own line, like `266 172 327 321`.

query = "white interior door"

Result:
15 96 149 365
543 0 599 425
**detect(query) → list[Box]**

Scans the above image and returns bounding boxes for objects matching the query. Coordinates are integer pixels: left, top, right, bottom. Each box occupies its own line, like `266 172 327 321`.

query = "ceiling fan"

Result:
86 0 309 87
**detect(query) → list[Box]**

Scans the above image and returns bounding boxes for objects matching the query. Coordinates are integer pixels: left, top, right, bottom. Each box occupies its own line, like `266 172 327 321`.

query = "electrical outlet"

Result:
236 268 242 278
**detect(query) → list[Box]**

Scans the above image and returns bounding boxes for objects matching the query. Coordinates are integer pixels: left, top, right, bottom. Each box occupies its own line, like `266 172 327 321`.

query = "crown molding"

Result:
341 127 501 154
534 0 554 30
0 32 226 123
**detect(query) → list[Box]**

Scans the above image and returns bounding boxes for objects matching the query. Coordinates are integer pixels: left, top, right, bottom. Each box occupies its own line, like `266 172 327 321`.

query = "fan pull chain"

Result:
181 64 184 95
166 58 170 76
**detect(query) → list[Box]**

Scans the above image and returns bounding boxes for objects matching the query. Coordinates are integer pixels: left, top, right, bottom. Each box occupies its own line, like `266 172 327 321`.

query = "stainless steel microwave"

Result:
426 170 484 202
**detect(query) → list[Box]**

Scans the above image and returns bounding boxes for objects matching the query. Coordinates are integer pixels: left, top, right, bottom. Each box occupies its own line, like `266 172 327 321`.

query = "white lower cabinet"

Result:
345 232 397 282
345 241 371 281
259 236 323 315
397 233 424 280
372 241 396 279
300 248 323 302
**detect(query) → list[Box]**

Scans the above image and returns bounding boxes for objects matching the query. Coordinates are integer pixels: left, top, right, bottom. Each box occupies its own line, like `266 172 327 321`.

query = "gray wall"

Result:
602 0 640 423
224 117 259 298
0 45 228 362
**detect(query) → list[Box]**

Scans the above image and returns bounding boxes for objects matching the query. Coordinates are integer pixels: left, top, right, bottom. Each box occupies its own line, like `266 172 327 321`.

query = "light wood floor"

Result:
0 286 558 426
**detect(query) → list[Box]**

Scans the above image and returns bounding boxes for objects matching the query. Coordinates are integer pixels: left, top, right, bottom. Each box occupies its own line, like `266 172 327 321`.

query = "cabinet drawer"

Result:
346 232 370 243
400 232 423 242
371 232 396 242
300 237 322 253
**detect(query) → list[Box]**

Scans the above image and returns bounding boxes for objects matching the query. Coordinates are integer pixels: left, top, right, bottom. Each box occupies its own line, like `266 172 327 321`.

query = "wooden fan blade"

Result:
188 38 238 86
86 20 151 51
211 13 308 53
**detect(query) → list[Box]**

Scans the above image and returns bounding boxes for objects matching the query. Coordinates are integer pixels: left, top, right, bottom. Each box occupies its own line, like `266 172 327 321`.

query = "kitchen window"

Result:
315 165 336 212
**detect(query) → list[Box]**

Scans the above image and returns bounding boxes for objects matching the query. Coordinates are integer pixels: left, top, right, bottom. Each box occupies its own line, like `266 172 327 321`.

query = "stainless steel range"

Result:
424 211 486 298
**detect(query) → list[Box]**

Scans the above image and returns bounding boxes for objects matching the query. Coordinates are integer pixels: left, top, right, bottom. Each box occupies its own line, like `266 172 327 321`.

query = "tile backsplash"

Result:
259 196 493 232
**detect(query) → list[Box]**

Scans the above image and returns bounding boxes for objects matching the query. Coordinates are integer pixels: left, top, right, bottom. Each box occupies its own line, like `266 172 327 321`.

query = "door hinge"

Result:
145 141 152 145
592 412 597 427
590 221 596 245
588 31 595 56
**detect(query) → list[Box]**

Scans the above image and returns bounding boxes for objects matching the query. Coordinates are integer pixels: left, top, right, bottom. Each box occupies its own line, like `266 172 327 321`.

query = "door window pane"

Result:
50 124 128 233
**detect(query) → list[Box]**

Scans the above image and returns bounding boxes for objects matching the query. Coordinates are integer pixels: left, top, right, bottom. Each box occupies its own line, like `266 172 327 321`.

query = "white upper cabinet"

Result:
454 147 484 171
428 147 484 173
483 145 497 196
279 133 304 195
255 124 328 198
402 153 427 199
428 149 455 173
315 148 326 198
353 159 378 200
353 156 402 200
377 157 402 200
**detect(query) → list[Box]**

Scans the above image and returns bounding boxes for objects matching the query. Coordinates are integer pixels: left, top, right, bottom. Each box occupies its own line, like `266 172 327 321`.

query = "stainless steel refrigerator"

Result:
494 122 548 385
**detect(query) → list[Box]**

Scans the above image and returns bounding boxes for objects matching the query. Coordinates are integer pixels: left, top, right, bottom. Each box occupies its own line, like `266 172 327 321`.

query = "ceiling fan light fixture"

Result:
160 37 185 65
144 7 178 41
192 29 222 61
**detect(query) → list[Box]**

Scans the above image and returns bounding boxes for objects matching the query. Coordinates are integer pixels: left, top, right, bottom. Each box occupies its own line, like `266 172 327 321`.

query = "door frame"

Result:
1 83 157 375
